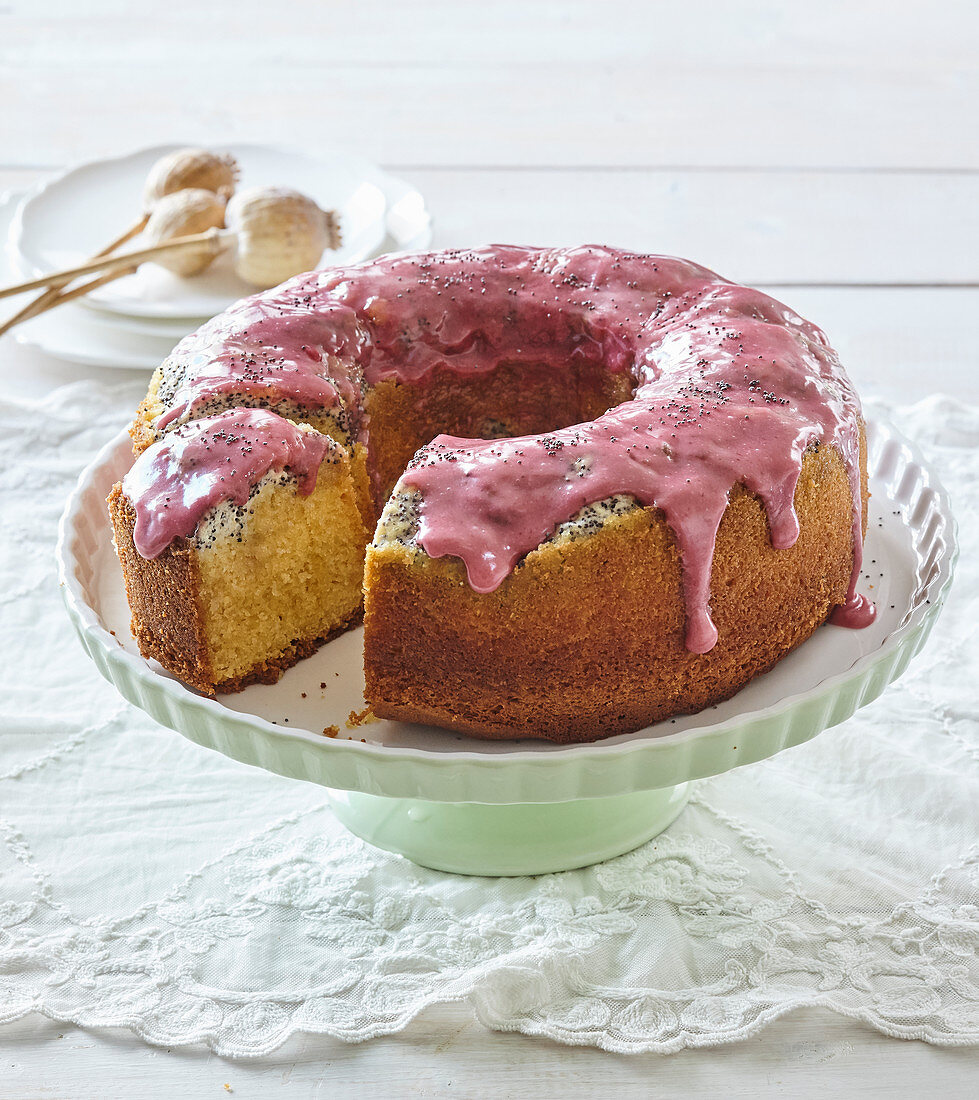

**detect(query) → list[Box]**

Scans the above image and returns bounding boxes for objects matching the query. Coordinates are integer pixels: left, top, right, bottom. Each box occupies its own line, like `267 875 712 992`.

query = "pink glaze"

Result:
151 246 874 649
156 290 367 432
124 408 331 559
829 594 877 629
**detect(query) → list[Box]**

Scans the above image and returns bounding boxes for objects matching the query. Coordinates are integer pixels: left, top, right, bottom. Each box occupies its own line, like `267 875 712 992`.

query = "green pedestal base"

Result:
325 783 691 876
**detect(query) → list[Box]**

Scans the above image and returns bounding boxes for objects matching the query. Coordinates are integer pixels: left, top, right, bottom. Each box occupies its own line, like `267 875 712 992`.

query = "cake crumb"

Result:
322 725 340 738
320 681 327 689
301 692 307 698
346 705 376 728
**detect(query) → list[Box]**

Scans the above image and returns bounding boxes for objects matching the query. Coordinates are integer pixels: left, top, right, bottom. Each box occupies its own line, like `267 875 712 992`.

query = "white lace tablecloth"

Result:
0 381 976 1058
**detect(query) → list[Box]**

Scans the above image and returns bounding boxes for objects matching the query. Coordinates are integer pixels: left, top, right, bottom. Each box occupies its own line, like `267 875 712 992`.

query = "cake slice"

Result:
108 409 369 694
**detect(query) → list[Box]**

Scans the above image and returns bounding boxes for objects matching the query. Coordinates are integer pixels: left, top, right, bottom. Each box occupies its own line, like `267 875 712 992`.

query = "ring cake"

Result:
110 245 875 742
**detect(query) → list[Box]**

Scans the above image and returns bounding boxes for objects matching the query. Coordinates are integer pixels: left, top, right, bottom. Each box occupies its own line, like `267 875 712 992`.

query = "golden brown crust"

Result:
363 442 861 742
108 486 215 693
130 395 162 454
127 366 166 454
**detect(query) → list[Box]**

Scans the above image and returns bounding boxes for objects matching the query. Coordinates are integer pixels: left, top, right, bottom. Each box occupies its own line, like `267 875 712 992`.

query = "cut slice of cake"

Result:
108 409 370 695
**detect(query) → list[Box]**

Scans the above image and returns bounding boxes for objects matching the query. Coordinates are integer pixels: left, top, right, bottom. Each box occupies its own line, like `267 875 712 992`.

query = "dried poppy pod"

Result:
143 188 230 276
142 147 239 212
225 186 342 289
0 169 344 328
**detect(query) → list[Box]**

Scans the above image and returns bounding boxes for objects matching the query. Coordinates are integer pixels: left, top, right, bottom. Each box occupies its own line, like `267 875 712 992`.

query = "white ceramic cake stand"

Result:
57 419 956 875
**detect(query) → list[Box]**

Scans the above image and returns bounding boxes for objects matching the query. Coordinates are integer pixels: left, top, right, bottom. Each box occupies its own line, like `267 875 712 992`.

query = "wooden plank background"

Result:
4 2 978 170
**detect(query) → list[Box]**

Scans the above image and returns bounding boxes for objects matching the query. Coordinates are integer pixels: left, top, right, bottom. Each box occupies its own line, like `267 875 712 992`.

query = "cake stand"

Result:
57 419 957 875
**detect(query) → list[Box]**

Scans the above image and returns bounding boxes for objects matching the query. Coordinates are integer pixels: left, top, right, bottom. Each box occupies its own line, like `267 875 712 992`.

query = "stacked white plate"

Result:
1 143 433 370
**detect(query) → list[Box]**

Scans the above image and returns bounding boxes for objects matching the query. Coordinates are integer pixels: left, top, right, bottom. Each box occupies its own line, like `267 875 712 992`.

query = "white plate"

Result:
58 419 956 804
1 174 432 370
88 310 202 340
1 189 180 369
11 143 389 320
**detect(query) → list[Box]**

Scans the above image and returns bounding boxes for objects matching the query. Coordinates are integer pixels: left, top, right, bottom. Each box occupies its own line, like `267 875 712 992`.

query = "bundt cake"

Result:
111 245 875 742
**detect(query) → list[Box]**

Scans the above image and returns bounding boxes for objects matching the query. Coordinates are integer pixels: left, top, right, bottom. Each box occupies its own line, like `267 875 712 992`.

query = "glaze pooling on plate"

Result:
147 245 874 651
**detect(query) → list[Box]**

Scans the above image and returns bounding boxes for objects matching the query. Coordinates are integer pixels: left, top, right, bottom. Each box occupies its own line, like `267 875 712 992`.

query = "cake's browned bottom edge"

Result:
208 609 364 696
368 603 834 745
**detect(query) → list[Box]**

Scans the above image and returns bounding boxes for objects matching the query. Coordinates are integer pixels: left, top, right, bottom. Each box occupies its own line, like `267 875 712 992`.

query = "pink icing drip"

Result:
154 245 655 434
392 253 871 652
405 393 820 654
828 443 877 629
830 592 877 629
149 245 874 648
156 287 367 431
124 408 331 559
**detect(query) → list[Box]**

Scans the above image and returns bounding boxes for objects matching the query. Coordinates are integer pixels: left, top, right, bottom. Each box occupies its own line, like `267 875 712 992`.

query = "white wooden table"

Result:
1 2 976 1095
